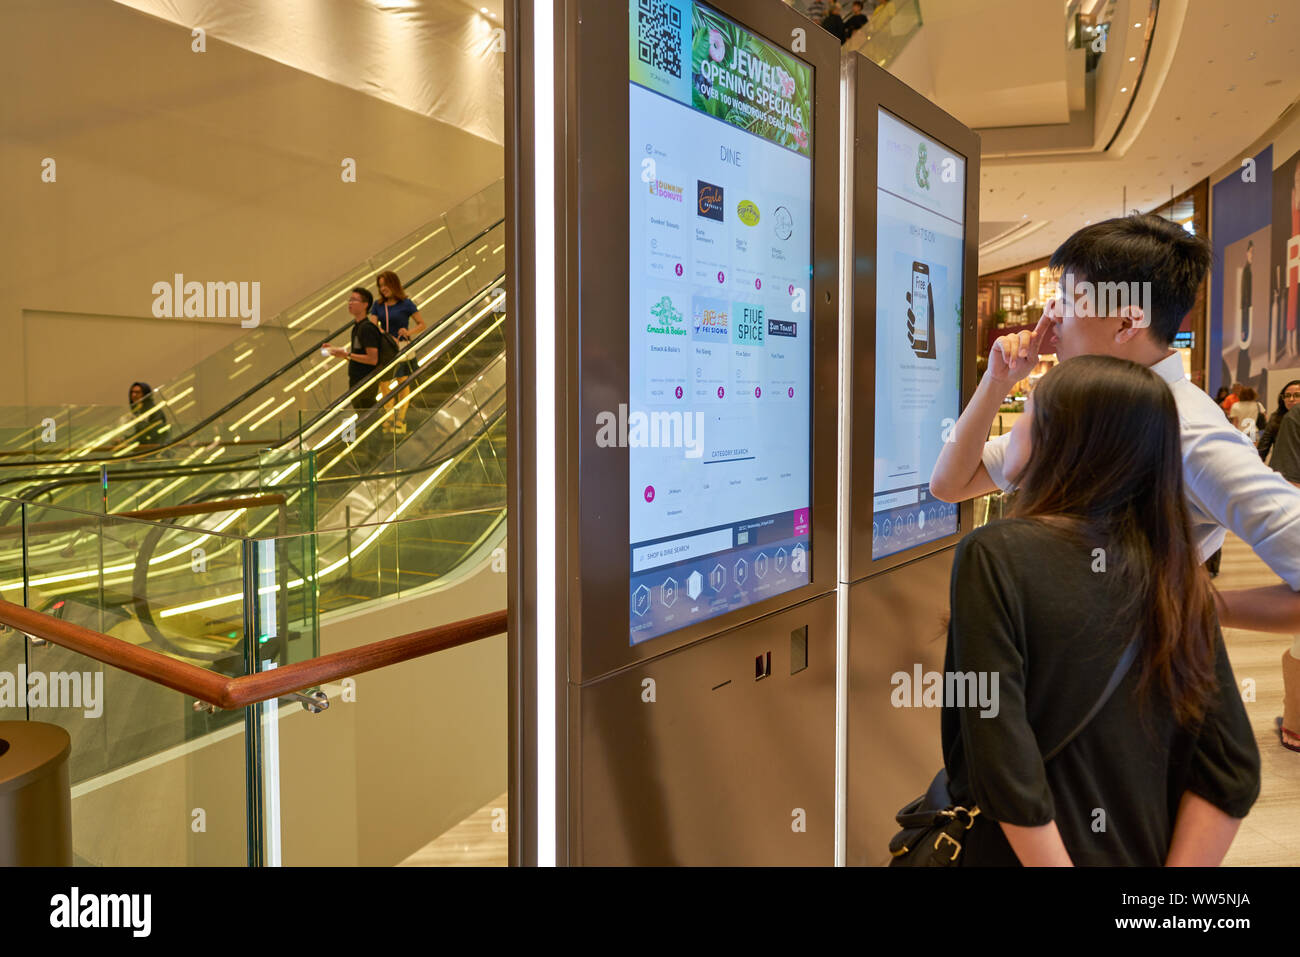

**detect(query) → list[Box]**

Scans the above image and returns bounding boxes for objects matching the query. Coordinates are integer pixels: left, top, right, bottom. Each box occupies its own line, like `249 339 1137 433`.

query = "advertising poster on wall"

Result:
1273 147 1300 374
1212 144 1300 402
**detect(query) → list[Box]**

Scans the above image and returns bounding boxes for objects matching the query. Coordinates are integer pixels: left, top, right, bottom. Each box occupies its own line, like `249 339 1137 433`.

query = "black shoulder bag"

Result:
888 637 1139 866
381 303 415 377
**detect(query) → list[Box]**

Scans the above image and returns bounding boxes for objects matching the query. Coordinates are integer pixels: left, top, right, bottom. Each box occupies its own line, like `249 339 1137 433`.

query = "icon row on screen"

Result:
632 545 805 617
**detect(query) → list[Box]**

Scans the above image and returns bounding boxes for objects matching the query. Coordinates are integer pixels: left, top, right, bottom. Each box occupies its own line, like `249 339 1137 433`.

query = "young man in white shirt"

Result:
930 214 1300 757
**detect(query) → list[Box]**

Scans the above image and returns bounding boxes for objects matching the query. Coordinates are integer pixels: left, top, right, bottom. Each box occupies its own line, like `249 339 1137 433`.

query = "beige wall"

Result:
0 0 504 408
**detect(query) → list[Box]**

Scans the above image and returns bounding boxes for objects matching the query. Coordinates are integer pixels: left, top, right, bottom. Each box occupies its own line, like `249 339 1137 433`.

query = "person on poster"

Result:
1241 241 1253 346
1273 264 1285 363
1287 163 1300 359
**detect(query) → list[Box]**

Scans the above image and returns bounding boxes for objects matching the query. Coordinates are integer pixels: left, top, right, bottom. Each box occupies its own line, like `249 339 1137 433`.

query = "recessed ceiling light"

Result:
1129 56 1136 61
1134 21 1142 27
1121 86 1129 92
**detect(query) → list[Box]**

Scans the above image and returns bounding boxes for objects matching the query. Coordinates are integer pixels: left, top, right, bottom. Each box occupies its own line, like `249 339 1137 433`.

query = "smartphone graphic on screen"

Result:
910 261 930 354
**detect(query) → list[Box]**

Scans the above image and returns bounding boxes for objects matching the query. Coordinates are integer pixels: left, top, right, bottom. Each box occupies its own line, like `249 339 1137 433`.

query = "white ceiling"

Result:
956 0 1300 273
911 0 1074 127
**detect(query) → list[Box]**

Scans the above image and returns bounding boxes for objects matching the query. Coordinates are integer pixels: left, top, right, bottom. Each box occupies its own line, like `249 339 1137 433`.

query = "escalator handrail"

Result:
0 598 506 710
0 303 508 516
0 369 507 529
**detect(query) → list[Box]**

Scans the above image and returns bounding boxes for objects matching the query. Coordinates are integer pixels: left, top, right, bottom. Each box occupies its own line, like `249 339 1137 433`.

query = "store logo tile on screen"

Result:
737 200 760 227
767 319 797 338
649 177 684 203
772 206 793 240
691 296 730 342
646 292 688 337
733 303 765 345
697 181 725 221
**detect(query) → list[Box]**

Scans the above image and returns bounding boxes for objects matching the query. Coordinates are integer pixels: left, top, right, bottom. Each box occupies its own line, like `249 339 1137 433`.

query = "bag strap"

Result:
1041 637 1140 762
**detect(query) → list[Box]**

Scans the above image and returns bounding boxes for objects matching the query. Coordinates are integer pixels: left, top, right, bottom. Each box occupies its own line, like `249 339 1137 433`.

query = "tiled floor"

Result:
403 531 1299 866
1216 533 1300 866
398 793 508 866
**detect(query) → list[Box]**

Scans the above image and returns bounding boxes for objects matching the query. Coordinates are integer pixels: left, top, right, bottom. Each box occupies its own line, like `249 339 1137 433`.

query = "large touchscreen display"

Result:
872 109 965 560
626 0 813 645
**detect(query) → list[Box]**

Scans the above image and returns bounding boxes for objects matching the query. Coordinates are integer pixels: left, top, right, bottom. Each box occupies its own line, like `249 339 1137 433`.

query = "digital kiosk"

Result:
838 53 980 865
508 0 841 864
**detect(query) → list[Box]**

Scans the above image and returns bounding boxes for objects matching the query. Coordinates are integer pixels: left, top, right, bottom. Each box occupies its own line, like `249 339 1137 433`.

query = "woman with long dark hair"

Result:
941 355 1259 865
1256 378 1300 469
126 381 168 448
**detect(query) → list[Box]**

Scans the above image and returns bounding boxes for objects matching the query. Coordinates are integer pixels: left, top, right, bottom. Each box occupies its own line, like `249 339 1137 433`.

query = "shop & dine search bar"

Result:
632 528 734 573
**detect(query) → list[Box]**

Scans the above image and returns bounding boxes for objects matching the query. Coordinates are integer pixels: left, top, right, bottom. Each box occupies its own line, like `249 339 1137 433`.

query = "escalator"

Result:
1 178 512 668
0 179 505 475
0 274 509 785
3 279 509 643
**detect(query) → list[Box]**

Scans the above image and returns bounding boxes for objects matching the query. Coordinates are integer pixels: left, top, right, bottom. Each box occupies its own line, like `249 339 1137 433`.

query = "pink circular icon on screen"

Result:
788 283 795 295
674 263 683 276
788 387 794 398
755 278 762 290
717 386 725 398
674 386 683 399
644 486 655 503
755 386 761 398
717 271 725 284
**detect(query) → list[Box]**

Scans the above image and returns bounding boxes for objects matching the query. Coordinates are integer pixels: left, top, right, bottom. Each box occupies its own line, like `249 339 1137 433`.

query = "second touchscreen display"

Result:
872 108 965 560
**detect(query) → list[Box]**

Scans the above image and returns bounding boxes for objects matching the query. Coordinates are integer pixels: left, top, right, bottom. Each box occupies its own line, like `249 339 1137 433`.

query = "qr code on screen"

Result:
637 0 683 78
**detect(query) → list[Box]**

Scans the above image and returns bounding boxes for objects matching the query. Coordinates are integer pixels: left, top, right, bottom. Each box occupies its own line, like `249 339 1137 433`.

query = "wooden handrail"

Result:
0 599 507 709
0 493 286 537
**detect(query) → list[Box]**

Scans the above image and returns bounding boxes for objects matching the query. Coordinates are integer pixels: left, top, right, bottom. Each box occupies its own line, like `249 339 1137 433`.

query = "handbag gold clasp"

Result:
934 831 962 861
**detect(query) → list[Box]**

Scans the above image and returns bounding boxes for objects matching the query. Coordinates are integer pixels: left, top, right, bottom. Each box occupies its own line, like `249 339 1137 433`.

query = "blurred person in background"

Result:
126 382 168 448
820 1 845 41
1221 381 1242 416
1257 379 1300 463
371 270 427 435
1228 386 1262 437
326 287 382 411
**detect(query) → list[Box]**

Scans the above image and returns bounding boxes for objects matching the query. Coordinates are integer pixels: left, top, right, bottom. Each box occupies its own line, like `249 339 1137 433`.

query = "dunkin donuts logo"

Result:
649 177 684 202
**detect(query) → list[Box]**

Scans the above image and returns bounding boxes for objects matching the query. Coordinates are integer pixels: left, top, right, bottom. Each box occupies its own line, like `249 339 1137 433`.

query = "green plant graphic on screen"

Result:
690 5 812 157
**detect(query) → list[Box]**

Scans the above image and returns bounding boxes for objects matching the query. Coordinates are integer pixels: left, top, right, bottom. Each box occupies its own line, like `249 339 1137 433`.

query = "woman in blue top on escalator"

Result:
371 270 427 435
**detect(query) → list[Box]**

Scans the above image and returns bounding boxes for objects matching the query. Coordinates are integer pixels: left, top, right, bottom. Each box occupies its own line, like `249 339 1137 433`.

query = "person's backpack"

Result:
374 321 401 369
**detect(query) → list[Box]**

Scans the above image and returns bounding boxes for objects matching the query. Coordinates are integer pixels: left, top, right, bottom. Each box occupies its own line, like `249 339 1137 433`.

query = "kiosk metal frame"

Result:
508 0 843 865
838 51 981 864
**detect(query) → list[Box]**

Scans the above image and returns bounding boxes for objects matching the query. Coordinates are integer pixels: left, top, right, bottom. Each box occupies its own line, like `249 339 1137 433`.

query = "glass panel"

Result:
272 543 507 866
3 499 261 865
854 0 924 69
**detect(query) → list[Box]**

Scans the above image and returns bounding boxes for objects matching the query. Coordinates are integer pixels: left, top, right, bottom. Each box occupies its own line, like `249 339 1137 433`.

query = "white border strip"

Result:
533 0 558 868
833 57 854 868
